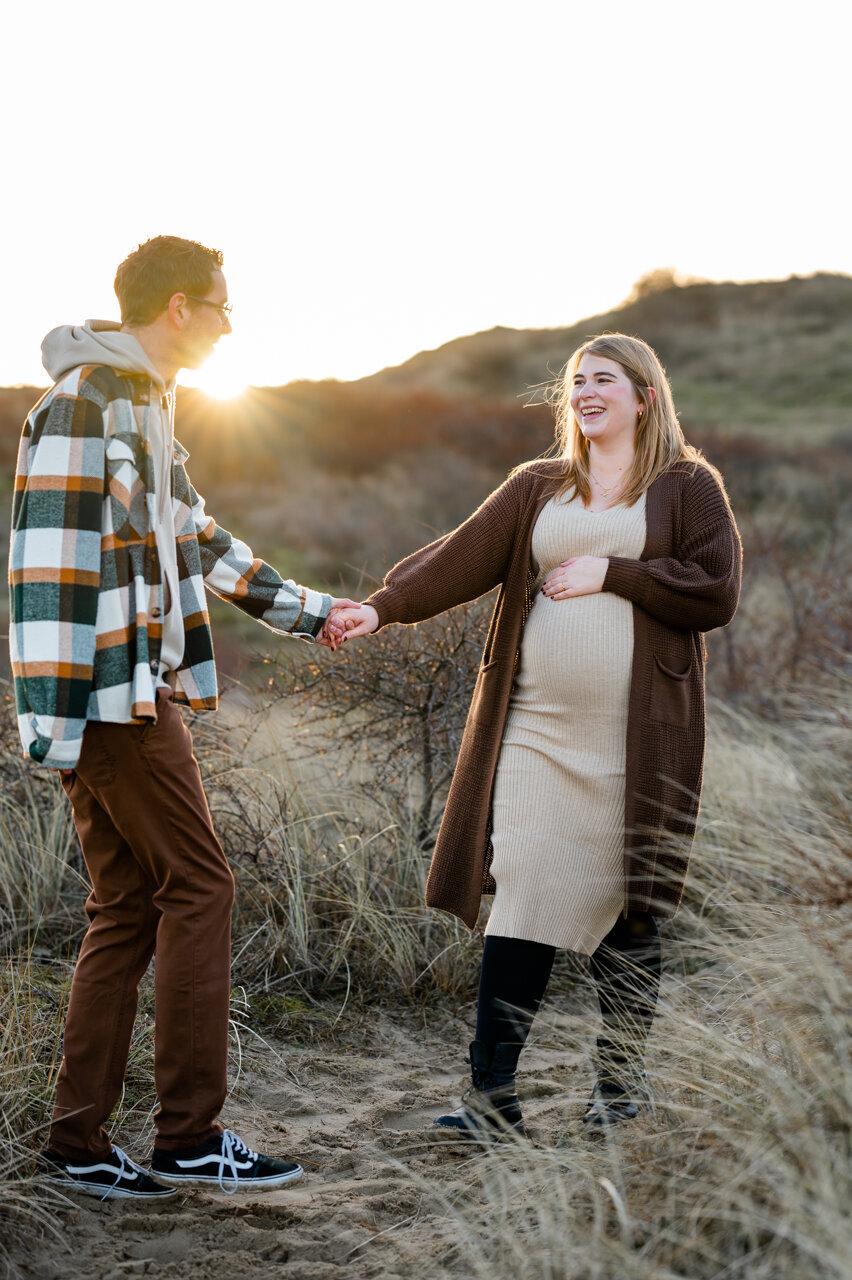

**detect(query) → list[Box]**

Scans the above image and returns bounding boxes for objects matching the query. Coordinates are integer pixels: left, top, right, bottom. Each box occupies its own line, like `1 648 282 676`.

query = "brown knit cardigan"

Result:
366 459 742 927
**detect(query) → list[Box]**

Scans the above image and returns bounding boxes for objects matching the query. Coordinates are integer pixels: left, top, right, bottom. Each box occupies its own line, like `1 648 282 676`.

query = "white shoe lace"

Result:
217 1129 259 1195
103 1145 146 1202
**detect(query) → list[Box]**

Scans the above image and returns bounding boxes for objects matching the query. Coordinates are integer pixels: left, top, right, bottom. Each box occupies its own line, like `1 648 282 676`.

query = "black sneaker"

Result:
38 1145 177 1200
150 1129 302 1193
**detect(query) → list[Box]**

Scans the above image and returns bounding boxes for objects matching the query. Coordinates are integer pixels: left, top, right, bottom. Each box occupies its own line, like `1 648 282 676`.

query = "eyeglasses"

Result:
184 294 233 320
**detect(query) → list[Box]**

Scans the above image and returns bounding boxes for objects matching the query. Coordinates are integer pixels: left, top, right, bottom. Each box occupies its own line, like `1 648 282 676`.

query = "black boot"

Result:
433 1041 526 1139
582 1066 649 1128
584 912 659 1129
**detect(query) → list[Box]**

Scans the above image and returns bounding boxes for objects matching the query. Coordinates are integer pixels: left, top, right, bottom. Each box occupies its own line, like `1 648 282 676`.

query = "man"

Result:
9 235 353 1199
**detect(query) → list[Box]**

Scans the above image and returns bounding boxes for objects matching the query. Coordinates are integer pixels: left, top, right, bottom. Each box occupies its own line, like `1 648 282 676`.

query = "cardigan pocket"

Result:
650 655 692 729
470 658 502 727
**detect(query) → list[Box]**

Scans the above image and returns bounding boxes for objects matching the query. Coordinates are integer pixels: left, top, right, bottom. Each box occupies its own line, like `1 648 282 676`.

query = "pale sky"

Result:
3 0 848 397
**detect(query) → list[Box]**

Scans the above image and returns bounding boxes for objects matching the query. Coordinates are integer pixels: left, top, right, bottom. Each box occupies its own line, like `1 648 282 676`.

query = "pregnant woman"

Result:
335 333 742 1134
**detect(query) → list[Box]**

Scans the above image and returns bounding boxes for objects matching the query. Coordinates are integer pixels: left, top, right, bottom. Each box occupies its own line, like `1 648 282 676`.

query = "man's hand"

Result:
541 556 609 600
317 598 363 651
335 604 379 640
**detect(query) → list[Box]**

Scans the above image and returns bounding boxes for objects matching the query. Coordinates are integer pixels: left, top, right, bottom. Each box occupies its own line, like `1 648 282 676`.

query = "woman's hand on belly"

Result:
541 556 609 600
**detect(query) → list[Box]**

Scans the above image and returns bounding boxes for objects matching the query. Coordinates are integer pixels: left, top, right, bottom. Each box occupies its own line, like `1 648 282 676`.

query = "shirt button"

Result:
152 607 162 618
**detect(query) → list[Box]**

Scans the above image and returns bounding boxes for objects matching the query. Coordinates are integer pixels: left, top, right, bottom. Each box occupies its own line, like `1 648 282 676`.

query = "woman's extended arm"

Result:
345 468 533 635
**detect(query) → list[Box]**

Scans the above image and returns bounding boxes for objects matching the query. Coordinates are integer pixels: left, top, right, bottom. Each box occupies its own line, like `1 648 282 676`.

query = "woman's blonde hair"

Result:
552 332 703 506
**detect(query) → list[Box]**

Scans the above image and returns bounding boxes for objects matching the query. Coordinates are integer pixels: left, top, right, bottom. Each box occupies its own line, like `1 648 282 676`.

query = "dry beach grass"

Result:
0 678 849 1280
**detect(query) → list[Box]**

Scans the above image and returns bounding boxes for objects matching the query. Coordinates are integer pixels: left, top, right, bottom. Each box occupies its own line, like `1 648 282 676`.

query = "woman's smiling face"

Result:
569 353 644 447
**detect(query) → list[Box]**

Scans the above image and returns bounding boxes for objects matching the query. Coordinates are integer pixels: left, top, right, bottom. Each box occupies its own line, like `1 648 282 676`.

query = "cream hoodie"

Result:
41 321 185 684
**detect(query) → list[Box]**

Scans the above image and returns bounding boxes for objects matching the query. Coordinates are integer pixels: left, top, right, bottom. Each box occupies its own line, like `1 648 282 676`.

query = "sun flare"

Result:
180 360 250 402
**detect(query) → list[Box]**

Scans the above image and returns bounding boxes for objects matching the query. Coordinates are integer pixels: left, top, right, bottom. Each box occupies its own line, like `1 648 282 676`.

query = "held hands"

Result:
317 602 380 651
317 598 362 651
336 603 379 641
541 556 609 600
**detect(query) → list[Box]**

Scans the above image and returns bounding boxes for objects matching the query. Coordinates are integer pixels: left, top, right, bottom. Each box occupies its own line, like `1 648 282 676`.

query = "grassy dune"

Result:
0 273 849 675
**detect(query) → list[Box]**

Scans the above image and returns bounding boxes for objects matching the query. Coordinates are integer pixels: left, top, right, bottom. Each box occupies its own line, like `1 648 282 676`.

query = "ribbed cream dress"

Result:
485 491 647 954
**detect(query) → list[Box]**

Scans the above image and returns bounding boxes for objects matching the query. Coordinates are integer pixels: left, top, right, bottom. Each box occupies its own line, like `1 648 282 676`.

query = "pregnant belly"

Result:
510 592 635 719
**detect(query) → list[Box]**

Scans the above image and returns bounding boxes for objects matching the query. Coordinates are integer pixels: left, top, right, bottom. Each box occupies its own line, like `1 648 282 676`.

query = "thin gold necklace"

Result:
589 468 623 497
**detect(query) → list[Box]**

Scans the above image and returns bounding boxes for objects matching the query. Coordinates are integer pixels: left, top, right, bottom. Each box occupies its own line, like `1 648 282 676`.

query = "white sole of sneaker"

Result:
43 1174 177 1200
150 1166 303 1191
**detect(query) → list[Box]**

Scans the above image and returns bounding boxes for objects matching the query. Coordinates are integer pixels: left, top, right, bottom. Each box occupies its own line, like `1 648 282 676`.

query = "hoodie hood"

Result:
41 320 168 392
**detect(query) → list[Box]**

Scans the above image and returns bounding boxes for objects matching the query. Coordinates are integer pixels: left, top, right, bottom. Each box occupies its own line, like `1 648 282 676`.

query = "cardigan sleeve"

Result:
366 468 530 628
603 466 742 632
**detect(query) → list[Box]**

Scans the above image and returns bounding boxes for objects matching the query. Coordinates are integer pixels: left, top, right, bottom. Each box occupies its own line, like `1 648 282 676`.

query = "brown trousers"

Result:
51 692 235 1159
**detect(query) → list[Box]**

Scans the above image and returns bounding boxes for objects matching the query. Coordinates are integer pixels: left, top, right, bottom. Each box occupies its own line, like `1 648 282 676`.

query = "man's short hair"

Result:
114 236 224 325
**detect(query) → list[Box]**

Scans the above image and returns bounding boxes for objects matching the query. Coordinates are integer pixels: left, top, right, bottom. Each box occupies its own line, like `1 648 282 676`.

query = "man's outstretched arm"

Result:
183 475 356 644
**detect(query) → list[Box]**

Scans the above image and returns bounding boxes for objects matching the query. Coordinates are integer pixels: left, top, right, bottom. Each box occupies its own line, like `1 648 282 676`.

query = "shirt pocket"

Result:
650 654 692 729
105 434 148 541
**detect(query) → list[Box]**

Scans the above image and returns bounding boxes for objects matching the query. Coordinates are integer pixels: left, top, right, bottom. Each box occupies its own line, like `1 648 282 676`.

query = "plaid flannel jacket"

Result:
9 363 331 768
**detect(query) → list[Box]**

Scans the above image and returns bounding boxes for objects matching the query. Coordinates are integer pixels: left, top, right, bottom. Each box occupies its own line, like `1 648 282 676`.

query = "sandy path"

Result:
11 1000 605 1280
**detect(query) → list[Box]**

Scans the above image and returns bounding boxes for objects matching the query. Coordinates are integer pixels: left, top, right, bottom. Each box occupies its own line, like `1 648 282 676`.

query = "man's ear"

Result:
167 293 191 328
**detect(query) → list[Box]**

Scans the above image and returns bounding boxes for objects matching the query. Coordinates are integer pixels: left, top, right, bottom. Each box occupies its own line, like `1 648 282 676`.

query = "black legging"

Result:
475 935 557 1044
475 913 661 1079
